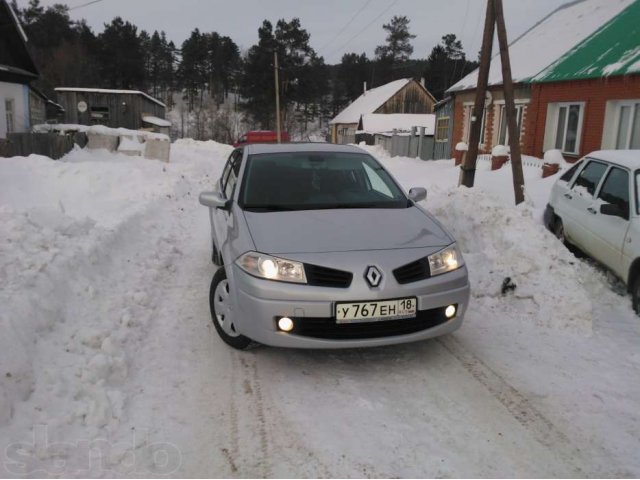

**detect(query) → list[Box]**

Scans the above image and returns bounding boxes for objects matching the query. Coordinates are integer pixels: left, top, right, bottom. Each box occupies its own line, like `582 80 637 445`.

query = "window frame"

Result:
497 103 525 146
463 104 487 146
613 100 640 150
221 149 243 200
570 159 608 197
5 98 15 134
596 165 630 220
435 116 450 142
553 102 585 155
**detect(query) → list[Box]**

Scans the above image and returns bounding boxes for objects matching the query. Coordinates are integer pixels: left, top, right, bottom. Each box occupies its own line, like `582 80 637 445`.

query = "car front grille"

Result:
304 264 353 288
289 306 450 340
393 257 430 284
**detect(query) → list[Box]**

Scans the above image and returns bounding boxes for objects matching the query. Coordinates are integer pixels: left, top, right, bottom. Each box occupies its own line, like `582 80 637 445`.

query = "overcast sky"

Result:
28 0 570 64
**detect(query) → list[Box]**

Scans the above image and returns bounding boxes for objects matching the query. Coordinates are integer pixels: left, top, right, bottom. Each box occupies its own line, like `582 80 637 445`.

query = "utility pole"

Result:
459 0 495 188
274 51 282 143
459 0 526 206
494 0 525 204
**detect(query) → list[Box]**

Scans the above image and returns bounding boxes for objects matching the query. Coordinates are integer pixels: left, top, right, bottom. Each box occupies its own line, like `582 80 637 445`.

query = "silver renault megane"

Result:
199 143 470 349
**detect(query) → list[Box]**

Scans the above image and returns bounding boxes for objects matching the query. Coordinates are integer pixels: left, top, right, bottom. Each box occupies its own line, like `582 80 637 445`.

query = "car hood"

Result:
243 207 451 254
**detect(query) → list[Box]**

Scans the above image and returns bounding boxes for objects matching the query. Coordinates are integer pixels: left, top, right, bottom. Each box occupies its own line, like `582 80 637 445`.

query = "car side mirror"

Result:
600 203 628 220
199 191 230 210
408 187 427 203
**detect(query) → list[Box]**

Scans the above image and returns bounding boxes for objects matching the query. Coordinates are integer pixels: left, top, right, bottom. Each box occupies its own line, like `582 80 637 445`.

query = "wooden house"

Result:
433 97 454 159
0 0 39 138
55 88 169 132
329 78 436 144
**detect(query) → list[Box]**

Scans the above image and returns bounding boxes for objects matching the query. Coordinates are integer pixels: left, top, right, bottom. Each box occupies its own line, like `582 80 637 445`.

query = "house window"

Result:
5 99 15 133
435 117 449 142
497 104 524 145
614 101 640 149
90 106 110 125
553 102 584 155
464 106 487 145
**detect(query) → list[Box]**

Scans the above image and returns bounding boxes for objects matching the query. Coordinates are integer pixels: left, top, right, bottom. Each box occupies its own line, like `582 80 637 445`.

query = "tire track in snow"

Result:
437 335 603 477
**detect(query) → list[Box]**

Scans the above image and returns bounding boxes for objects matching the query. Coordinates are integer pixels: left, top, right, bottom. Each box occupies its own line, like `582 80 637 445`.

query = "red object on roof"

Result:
233 130 289 147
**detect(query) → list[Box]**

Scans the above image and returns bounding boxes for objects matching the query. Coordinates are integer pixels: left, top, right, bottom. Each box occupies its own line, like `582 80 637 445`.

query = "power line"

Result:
325 0 399 61
69 0 105 11
450 0 471 82
317 0 373 54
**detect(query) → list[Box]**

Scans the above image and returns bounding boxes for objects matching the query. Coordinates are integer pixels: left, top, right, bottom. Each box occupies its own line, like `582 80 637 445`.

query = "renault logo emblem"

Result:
365 266 382 287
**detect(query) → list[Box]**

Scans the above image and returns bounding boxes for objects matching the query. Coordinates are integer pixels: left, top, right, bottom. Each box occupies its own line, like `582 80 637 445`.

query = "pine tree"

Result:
374 15 416 63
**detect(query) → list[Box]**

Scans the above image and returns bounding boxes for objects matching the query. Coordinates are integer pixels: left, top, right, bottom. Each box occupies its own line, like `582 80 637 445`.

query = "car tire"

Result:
554 217 566 244
632 275 640 316
209 268 253 350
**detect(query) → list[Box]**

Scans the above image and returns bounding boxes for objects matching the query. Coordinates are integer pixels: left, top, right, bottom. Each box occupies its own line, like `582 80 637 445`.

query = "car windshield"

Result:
239 152 409 212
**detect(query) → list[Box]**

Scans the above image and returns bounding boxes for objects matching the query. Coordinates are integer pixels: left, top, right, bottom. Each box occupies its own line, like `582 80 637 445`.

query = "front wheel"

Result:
632 275 640 316
209 268 253 349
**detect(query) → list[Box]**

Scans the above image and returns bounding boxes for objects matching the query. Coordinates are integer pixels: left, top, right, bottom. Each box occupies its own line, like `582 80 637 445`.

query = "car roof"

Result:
243 142 368 155
586 150 640 170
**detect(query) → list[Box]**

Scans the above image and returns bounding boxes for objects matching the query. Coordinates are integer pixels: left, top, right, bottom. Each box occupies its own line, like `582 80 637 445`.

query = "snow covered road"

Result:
1 141 639 477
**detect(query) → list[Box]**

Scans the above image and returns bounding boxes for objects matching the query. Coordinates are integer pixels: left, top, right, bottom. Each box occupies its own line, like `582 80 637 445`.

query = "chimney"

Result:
363 81 367 95
420 77 425 88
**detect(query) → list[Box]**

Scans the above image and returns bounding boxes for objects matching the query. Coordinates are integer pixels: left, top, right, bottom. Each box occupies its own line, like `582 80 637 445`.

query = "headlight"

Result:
428 244 464 276
236 251 307 284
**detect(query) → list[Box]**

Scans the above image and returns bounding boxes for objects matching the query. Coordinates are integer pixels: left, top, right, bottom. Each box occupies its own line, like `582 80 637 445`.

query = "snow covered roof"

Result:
142 116 171 127
54 88 166 108
447 0 633 92
532 0 640 82
330 79 412 125
357 114 436 135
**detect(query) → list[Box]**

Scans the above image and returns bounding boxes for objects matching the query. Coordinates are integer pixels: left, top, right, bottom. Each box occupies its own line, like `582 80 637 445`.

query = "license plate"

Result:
335 297 417 324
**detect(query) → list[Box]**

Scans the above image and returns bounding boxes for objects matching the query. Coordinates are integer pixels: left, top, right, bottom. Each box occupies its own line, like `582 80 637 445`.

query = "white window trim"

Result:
463 104 487 146
613 100 640 149
552 101 585 155
496 103 525 146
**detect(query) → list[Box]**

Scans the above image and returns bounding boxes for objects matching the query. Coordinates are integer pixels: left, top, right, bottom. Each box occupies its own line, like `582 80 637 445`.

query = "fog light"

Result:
445 305 456 319
278 316 294 332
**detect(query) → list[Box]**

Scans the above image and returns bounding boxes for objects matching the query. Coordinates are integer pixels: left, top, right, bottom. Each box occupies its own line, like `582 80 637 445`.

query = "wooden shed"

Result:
329 78 436 145
54 87 168 131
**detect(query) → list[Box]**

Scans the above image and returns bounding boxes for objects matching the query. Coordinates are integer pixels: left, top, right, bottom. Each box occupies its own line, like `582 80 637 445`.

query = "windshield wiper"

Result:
242 205 297 212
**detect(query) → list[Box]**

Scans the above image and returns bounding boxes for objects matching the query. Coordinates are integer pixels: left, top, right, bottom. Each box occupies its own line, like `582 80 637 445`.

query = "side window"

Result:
223 151 242 199
220 153 235 189
560 160 582 182
573 161 607 196
598 167 629 218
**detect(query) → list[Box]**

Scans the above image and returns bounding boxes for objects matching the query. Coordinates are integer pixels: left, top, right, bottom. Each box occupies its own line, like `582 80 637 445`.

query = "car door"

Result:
213 149 242 255
561 160 608 251
586 166 632 278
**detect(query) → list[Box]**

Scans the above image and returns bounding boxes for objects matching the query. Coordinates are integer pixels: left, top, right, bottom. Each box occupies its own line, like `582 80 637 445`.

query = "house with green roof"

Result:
528 0 640 158
446 0 639 160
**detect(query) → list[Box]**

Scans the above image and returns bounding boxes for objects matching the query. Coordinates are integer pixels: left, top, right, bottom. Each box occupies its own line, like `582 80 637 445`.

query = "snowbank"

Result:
361 147 628 335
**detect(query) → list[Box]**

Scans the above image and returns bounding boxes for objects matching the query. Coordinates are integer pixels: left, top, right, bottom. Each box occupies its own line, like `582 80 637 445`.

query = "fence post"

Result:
417 126 424 159
391 129 398 156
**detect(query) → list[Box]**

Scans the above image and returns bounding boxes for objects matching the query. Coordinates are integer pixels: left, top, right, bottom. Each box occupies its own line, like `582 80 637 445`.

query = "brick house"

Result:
446 0 639 161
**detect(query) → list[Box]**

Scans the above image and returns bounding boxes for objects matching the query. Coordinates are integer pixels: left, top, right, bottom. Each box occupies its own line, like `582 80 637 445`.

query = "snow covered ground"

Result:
1 141 639 477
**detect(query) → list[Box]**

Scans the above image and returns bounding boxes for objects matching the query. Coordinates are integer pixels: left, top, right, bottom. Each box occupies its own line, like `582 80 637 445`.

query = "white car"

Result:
544 150 640 311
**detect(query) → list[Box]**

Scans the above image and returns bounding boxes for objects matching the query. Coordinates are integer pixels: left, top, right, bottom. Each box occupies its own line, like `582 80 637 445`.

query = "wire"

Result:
318 0 373 54
325 0 399 60
69 0 105 11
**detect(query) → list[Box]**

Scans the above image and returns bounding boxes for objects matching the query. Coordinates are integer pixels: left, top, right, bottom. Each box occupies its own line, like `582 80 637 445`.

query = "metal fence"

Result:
373 127 435 160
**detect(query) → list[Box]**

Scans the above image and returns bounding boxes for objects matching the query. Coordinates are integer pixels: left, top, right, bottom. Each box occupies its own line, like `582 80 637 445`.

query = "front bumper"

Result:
227 259 470 349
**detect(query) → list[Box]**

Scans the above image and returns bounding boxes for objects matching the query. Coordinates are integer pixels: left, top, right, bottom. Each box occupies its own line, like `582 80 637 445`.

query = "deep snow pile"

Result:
0 141 229 474
365 146 630 334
